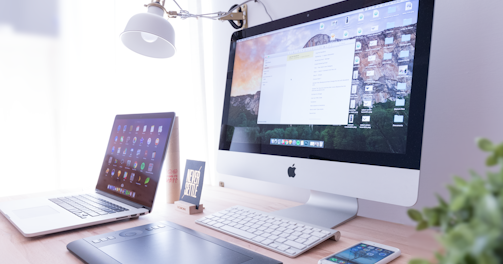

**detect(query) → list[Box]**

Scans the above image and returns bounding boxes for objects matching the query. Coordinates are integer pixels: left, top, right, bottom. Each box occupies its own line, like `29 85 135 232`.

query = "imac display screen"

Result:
220 0 433 169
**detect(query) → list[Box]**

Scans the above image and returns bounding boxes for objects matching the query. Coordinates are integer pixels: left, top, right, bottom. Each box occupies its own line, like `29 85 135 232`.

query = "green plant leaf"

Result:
486 154 498 167
495 143 503 157
416 220 429 230
450 195 467 211
407 209 423 222
436 194 448 208
477 138 494 152
453 176 468 187
409 259 431 264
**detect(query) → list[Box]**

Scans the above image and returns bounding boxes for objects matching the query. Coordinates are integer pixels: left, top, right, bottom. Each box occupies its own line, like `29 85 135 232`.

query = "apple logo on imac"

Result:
288 164 296 178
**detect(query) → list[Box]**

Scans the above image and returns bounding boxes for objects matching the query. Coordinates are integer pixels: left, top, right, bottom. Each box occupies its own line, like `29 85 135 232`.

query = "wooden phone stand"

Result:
174 200 204 215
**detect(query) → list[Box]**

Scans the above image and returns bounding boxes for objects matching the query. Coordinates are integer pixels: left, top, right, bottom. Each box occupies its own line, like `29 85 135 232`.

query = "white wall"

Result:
0 0 209 198
210 0 503 225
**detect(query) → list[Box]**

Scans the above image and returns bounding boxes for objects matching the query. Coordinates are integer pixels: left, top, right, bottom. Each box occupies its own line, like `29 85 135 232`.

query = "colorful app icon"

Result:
289 140 293 144
127 160 131 166
115 136 118 142
144 177 150 184
148 163 154 172
117 147 121 154
155 138 159 146
106 168 109 174
136 126 140 131
158 126 162 133
141 162 146 170
137 176 142 182
129 125 133 132
143 125 147 132
150 125 155 132
114 159 118 164
111 147 115 154
405 1 412 10
296 140 300 145
133 137 137 144
136 149 141 156
123 148 127 155
151 152 156 159
121 159 124 164
133 161 138 169
126 137 130 144
130 148 133 153
117 125 121 132
144 150 148 157
356 42 362 50
120 136 123 143
124 171 128 179
108 157 113 164
373 10 379 18
130 173 135 181
319 22 324 30
358 13 364 21
118 170 122 177
111 169 115 176
140 137 144 144
123 125 127 132
147 138 152 145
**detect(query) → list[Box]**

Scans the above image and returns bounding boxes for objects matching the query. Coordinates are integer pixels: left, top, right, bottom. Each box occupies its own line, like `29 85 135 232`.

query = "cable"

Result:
167 0 273 22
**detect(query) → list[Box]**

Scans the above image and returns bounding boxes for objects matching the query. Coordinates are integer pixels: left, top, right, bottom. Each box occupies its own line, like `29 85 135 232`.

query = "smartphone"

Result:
318 240 401 264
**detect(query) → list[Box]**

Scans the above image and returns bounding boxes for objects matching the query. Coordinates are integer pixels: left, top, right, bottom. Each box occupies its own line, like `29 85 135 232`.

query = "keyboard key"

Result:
269 243 279 248
277 245 290 251
92 240 101 243
286 249 297 255
252 236 266 242
284 240 306 250
276 237 287 243
311 231 326 237
294 238 306 243
221 225 256 239
300 234 310 239
261 239 273 245
304 238 319 245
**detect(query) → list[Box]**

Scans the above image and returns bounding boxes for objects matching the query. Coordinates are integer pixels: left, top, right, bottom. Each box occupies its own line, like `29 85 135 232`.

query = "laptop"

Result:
0 112 176 237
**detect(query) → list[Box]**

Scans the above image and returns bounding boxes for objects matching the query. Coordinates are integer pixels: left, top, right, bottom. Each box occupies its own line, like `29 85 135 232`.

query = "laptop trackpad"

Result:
100 229 252 264
14 206 60 219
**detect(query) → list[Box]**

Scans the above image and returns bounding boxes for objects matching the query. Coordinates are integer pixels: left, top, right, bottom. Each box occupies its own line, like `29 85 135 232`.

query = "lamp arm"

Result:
145 0 273 21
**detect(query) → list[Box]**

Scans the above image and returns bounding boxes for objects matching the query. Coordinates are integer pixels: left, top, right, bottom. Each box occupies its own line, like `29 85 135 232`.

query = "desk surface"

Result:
0 186 438 264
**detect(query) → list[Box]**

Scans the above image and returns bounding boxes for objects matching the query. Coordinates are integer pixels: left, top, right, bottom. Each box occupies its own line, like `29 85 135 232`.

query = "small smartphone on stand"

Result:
318 240 401 264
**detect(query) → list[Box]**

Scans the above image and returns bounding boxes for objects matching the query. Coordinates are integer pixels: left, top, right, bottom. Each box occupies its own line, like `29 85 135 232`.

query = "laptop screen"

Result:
95 113 175 209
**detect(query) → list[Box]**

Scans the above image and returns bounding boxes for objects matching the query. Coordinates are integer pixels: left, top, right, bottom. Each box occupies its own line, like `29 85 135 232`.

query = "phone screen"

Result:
325 243 394 264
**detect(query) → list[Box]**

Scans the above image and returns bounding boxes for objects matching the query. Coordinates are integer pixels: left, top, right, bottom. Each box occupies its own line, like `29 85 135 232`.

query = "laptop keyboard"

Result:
49 194 128 219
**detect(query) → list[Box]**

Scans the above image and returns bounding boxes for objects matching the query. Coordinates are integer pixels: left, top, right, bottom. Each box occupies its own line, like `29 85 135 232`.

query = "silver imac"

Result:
217 0 435 229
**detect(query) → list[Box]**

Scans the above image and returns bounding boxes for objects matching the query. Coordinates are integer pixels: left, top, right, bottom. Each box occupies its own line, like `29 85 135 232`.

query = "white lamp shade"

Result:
121 12 176 59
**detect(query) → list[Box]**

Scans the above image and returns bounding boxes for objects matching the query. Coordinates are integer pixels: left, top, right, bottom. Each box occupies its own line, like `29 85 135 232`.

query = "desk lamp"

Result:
120 0 272 59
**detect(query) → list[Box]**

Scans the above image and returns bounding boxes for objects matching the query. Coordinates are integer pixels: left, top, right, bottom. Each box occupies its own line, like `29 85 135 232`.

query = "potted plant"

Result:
407 138 503 264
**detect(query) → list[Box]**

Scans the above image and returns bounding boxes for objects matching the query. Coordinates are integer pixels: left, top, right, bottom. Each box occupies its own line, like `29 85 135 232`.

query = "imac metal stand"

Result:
271 191 358 229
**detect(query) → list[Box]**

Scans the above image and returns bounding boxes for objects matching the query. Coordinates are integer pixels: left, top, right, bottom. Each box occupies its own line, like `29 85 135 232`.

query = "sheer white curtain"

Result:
0 0 211 197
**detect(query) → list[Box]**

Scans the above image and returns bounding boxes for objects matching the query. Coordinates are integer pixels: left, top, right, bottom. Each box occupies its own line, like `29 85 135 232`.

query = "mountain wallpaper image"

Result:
225 20 418 154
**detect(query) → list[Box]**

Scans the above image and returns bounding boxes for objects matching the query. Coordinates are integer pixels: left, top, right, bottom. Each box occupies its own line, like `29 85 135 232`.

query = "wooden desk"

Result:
0 186 438 264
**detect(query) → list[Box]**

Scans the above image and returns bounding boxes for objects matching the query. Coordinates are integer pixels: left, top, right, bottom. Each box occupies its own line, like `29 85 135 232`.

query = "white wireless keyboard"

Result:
196 205 341 258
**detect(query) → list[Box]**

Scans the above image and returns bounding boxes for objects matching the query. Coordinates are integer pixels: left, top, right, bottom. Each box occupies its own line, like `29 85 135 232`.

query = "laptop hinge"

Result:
95 190 152 212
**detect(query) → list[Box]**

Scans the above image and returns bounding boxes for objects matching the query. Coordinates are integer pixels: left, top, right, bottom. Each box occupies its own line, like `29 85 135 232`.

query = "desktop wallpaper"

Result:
225 0 419 154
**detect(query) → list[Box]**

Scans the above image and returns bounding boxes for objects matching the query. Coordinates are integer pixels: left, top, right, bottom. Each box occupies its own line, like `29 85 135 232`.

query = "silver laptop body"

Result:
0 112 176 237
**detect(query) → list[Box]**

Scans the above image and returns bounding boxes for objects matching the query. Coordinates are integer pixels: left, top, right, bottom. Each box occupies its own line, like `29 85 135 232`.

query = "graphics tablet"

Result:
67 221 282 264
